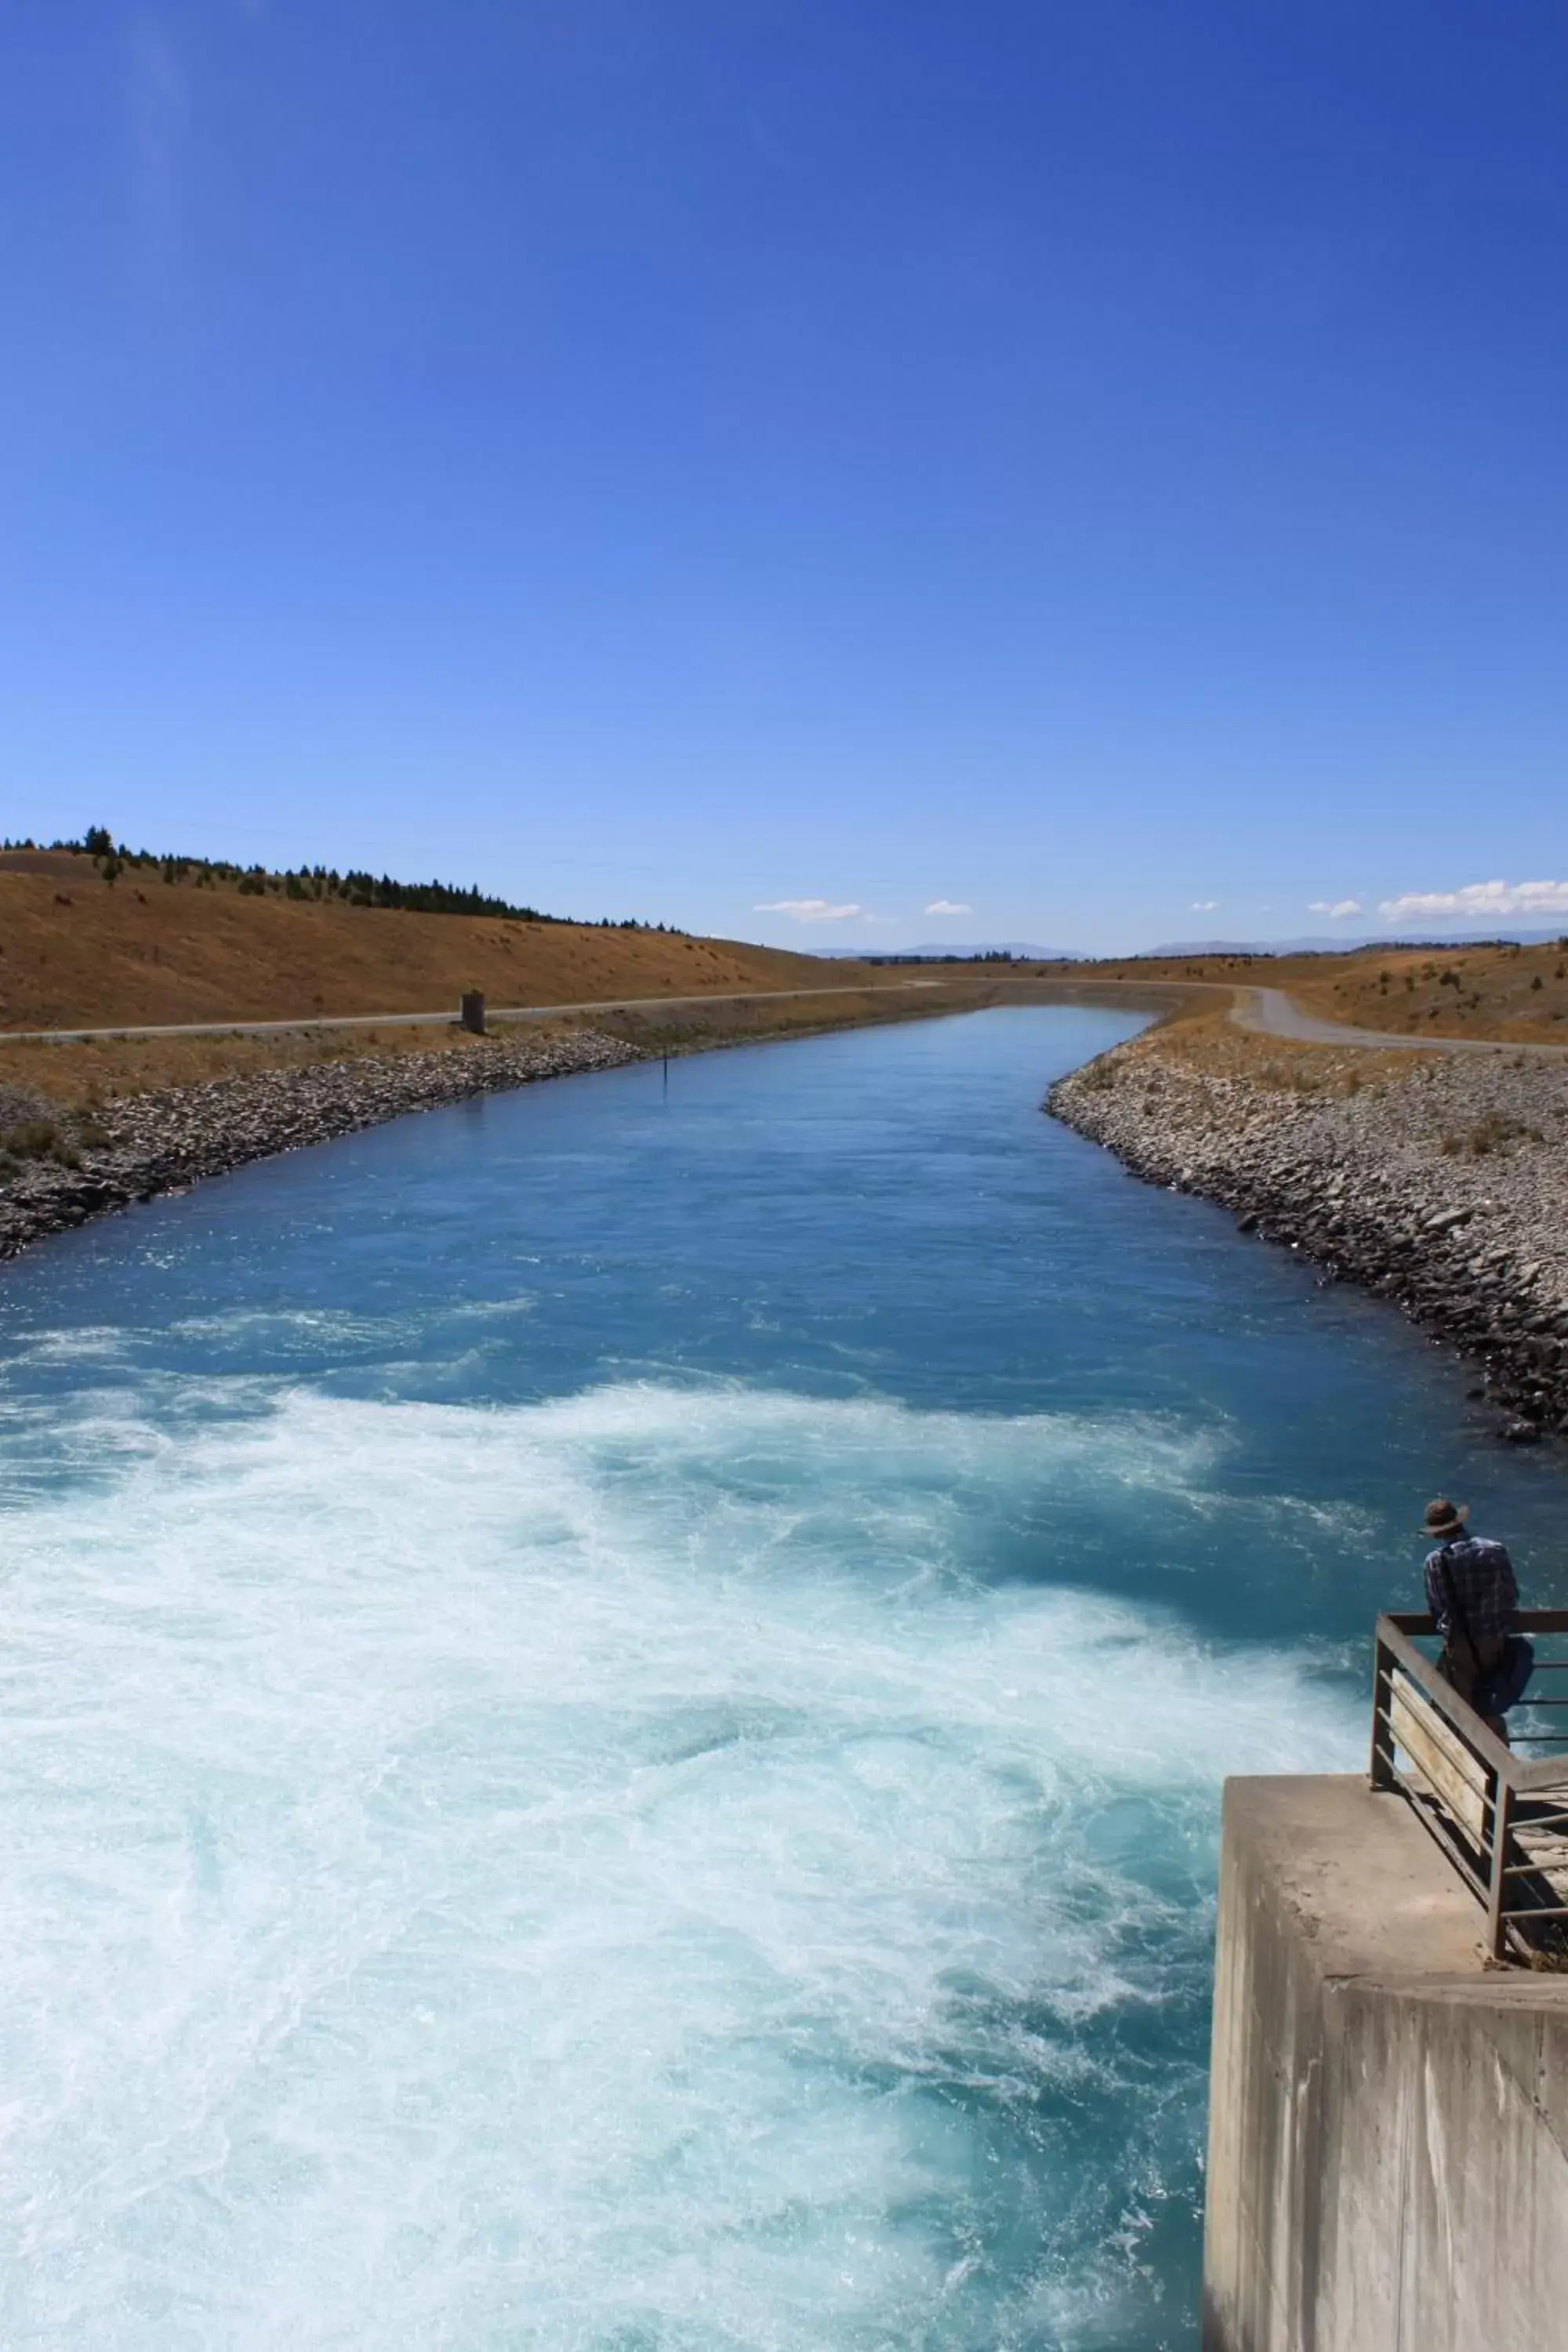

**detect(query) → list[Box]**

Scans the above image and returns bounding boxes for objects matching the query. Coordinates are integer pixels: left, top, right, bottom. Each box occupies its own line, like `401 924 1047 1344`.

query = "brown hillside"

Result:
1077 942 1568 1044
1283 941 1568 1041
0 852 871 1030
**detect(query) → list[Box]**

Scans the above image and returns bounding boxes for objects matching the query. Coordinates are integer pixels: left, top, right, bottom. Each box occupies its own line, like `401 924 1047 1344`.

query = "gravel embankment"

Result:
1050 1039 1568 1442
0 1030 642 1261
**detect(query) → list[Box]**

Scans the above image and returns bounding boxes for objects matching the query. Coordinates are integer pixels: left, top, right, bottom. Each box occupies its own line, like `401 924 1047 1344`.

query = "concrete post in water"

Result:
459 990 487 1036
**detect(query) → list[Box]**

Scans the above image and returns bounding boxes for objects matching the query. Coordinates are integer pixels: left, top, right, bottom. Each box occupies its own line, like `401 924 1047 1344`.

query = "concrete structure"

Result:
459 989 486 1035
1204 1775 1568 2350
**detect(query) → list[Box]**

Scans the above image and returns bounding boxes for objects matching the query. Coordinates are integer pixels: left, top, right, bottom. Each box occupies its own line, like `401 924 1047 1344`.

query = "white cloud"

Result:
753 898 862 923
1190 900 1218 913
1377 879 1568 924
1308 898 1363 920
923 899 971 916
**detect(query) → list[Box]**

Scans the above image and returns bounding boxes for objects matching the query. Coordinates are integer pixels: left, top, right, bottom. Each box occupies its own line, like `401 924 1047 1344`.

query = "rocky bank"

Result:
0 1029 642 1261
1050 1035 1568 1442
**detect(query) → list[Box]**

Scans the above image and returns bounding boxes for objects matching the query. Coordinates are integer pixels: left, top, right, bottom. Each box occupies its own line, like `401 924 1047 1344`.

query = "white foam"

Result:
1 1383 1361 2347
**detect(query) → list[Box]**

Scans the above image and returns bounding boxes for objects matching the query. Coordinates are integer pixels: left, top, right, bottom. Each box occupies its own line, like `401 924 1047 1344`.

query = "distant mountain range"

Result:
816 941 1080 961
1145 927 1568 956
811 925 1568 964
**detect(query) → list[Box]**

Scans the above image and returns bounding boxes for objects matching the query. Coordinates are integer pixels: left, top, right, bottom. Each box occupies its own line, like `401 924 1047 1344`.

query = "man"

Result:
1421 1496 1530 1740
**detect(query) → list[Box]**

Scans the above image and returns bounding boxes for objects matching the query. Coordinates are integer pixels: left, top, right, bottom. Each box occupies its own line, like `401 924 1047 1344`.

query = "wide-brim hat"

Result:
1421 1497 1469 1537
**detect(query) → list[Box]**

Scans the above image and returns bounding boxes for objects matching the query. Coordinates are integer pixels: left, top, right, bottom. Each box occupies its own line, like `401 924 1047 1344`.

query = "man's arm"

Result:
1424 1552 1446 1630
1494 1542 1519 1617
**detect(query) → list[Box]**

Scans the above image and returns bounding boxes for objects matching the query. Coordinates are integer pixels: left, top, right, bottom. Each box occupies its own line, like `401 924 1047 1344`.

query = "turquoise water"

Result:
3 1007 1563 2350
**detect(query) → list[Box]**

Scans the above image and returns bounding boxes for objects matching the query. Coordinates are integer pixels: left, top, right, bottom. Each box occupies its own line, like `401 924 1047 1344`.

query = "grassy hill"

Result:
1275 941 1568 1041
12 836 1565 1142
1078 942 1568 1044
0 849 874 1032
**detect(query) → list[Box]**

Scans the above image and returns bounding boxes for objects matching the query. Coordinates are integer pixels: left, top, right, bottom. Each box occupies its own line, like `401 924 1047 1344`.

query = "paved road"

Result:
0 979 948 1046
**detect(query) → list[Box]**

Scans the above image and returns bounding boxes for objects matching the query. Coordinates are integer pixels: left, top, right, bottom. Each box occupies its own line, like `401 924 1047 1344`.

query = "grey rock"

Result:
1047 1035 1568 1444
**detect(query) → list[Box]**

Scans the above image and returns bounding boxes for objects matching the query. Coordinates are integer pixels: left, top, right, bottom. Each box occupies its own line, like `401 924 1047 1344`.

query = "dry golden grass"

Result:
0 851 884 1033
1286 941 1568 1040
12 850 1565 1047
16 844 1563 1129
0 852 1091 1117
1073 941 1568 1043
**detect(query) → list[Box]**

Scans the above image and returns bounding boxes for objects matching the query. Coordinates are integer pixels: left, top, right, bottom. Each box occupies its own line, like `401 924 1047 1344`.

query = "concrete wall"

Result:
1204 1775 1568 2352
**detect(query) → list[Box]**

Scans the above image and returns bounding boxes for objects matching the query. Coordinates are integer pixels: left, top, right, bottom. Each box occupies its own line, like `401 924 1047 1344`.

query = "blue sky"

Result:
3 1 1566 952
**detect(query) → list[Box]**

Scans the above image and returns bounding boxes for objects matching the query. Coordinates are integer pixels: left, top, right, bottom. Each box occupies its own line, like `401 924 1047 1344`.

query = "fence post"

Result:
1486 1775 1515 1962
1370 1632 1396 1790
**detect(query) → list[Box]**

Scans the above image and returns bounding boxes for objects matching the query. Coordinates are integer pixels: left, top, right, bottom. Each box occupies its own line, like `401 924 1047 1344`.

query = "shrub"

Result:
1439 1111 1538 1159
0 1120 84 1168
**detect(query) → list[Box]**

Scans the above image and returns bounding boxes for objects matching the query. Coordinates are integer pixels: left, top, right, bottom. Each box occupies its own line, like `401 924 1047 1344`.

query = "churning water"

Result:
3 1008 1564 2350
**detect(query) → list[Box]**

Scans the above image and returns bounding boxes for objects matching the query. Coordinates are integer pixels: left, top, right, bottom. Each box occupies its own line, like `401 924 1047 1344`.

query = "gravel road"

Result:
0 980 938 1045
1234 985 1568 1055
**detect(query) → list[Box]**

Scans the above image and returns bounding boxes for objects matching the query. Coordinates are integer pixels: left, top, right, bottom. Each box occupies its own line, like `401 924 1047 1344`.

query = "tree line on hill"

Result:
3 829 682 933
859 949 1025 965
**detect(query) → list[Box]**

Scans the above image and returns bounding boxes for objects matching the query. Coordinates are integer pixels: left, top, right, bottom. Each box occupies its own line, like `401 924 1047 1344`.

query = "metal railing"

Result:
1371 1611 1568 1964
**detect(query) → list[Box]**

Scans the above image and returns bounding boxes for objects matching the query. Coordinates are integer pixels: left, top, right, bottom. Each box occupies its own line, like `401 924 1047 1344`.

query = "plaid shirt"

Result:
1425 1534 1519 1643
